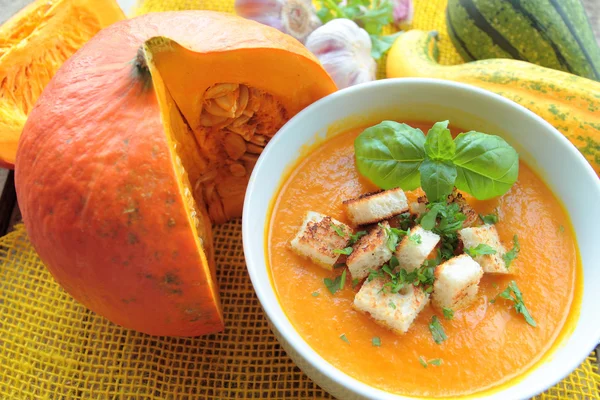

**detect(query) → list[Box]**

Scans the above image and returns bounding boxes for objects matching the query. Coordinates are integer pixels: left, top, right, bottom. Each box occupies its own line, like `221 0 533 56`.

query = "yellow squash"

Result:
387 30 600 176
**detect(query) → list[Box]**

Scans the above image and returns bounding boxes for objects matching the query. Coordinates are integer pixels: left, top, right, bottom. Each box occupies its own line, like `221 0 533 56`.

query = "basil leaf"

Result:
355 121 426 190
452 132 519 200
425 120 455 160
370 32 402 60
419 159 457 202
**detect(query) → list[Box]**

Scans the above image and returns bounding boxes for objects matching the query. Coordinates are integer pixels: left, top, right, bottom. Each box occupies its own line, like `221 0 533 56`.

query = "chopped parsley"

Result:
352 278 359 289
348 230 367 245
389 300 396 309
498 281 536 327
442 307 454 320
340 333 350 344
502 235 520 268
420 201 466 260
331 223 345 237
333 247 353 255
324 275 344 295
465 243 497 257
480 213 498 224
428 316 447 344
418 356 442 368
408 233 422 244
372 337 381 347
492 282 499 289
381 223 407 251
339 269 347 290
368 256 435 294
559 225 565 233
311 291 319 297
397 212 414 230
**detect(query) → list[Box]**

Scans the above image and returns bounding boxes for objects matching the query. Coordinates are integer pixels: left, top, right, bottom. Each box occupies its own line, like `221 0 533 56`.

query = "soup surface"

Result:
267 122 580 397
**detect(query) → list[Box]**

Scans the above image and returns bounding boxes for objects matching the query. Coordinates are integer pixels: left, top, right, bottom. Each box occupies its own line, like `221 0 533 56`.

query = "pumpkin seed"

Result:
246 143 264 154
223 133 247 160
229 163 247 177
204 83 239 99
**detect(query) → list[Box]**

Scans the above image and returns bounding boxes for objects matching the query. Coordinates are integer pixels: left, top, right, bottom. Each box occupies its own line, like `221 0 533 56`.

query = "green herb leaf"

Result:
397 212 414 230
352 278 360 289
559 225 565 233
419 159 457 202
465 243 497 257
498 281 536 327
428 358 443 366
339 269 347 290
340 333 350 344
428 316 447 344
349 230 368 245
409 233 422 244
312 291 320 297
442 307 454 320
333 263 346 269
372 336 381 347
502 235 520 268
420 203 444 230
453 132 519 200
425 120 455 160
419 356 428 368
331 223 346 237
480 213 499 225
370 32 402 60
324 276 344 295
354 121 426 190
333 247 353 255
389 300 396 309
368 268 384 282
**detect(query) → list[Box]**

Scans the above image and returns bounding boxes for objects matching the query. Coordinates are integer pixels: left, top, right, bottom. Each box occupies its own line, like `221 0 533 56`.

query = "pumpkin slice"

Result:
0 0 125 168
15 11 336 336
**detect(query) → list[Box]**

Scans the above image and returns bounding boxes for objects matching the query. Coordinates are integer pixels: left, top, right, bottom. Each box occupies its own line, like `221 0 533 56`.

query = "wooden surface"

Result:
0 0 599 371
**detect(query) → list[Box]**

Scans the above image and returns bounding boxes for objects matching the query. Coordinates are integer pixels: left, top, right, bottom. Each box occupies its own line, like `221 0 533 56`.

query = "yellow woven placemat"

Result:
1 0 599 399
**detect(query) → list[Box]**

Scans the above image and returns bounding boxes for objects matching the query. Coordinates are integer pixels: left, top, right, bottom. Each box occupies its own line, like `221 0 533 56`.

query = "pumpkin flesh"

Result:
0 0 125 168
15 11 336 336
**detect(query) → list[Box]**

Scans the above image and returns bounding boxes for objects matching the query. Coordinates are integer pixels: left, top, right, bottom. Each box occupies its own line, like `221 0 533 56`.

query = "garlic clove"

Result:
235 0 321 44
305 19 377 89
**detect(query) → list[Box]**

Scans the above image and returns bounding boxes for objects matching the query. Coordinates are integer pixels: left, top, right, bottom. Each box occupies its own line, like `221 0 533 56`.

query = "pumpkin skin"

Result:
0 0 125 168
15 11 336 336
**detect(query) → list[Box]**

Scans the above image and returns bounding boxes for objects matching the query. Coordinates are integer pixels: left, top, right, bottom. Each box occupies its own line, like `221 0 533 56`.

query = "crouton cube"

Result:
290 211 352 270
395 225 440 272
343 188 409 225
408 197 428 217
432 254 483 310
458 225 508 273
354 278 430 334
346 221 393 280
447 189 478 227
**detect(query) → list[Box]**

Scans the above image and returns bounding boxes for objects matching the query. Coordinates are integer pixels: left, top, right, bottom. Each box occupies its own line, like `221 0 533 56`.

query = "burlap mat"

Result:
0 0 599 398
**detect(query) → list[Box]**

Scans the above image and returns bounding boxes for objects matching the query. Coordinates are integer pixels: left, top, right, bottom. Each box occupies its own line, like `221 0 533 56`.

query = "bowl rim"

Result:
242 77 600 400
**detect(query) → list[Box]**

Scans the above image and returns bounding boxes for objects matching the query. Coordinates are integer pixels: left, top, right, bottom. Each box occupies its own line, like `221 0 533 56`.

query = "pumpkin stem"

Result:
132 46 152 90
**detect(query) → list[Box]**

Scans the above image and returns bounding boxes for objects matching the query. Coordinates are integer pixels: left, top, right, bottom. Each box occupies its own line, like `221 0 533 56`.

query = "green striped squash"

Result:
446 0 600 81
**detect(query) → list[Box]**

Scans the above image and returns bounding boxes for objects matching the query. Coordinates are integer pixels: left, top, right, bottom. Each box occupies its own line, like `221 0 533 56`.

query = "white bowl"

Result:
242 78 600 399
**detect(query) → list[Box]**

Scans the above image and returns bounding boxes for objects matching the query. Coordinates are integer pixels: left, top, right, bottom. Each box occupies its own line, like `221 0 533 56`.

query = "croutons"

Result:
346 221 393 280
447 189 478 227
354 278 430 334
395 225 440 272
458 225 508 273
408 197 428 217
343 188 409 226
432 254 483 310
290 211 352 270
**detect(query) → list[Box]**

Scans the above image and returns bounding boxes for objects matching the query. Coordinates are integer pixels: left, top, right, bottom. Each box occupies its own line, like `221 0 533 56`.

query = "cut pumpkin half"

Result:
0 0 125 168
15 11 336 336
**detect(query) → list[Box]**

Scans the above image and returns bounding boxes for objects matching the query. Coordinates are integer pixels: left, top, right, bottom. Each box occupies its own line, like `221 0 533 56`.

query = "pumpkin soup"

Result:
267 121 579 397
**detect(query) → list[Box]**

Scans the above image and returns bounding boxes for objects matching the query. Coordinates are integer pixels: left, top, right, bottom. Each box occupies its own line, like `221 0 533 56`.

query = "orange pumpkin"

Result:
0 0 125 168
15 11 336 336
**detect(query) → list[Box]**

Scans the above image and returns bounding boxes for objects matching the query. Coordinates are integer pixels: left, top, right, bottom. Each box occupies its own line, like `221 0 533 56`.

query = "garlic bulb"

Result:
305 19 377 89
234 0 322 44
